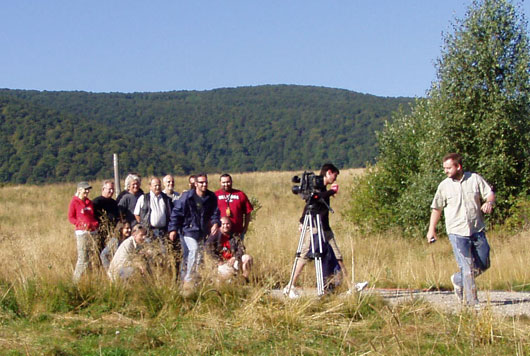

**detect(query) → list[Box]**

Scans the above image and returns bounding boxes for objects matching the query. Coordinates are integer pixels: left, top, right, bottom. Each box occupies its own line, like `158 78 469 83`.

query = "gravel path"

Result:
272 288 530 317
366 288 530 316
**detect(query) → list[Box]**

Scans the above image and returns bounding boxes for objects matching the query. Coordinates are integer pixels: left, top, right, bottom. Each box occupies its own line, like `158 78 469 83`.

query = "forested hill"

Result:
0 85 411 183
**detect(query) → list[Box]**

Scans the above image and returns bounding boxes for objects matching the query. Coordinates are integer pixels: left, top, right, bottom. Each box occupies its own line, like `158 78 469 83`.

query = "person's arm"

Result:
168 197 184 241
481 191 496 214
242 212 252 234
133 195 143 223
67 199 77 226
210 205 221 236
319 189 337 200
426 208 442 243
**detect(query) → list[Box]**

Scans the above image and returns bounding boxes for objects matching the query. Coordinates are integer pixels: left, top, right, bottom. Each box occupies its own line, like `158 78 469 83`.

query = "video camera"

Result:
291 171 325 203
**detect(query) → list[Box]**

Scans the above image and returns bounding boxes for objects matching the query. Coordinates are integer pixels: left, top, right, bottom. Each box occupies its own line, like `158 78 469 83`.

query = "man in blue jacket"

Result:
168 173 220 287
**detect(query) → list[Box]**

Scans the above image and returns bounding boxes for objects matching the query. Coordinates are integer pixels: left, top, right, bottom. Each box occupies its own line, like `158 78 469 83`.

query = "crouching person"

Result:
108 224 148 281
206 217 252 282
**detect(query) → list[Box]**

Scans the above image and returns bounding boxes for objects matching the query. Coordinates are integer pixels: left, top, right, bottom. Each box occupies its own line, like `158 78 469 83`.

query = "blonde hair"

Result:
75 187 86 198
132 224 147 236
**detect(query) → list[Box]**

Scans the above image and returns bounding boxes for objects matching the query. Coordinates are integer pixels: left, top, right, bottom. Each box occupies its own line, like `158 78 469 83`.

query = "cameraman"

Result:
285 163 351 297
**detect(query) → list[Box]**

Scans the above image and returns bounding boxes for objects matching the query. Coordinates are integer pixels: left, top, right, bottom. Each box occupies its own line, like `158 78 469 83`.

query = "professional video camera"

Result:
291 171 325 203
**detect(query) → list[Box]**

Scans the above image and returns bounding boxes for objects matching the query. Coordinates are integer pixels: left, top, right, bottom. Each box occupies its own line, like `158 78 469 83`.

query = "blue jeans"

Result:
448 231 490 305
182 236 204 282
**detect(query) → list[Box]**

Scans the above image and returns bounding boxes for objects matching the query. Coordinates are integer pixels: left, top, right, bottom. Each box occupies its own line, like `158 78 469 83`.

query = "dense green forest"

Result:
0 85 411 183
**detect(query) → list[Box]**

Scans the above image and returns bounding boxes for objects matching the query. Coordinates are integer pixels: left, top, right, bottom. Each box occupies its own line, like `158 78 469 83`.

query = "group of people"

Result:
67 172 254 287
67 155 495 307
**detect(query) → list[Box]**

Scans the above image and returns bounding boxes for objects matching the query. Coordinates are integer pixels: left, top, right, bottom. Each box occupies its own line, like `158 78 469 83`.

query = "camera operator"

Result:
285 163 352 297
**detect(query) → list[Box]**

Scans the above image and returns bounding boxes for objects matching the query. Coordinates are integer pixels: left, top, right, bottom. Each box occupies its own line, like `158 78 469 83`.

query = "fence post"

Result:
113 153 121 198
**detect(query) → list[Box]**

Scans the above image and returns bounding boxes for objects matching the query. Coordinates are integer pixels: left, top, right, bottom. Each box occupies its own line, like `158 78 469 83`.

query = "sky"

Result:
1 1 529 98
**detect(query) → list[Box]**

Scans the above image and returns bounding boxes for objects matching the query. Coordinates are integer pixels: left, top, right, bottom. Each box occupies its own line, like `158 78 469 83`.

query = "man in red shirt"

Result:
215 174 253 240
206 217 252 281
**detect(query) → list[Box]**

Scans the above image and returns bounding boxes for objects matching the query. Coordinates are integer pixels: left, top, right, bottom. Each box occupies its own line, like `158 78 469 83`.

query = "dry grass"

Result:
1 169 530 291
1 170 530 354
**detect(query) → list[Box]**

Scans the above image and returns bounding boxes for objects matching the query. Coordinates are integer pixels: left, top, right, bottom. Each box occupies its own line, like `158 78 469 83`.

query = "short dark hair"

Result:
443 153 463 167
220 173 232 181
320 163 339 176
196 173 208 180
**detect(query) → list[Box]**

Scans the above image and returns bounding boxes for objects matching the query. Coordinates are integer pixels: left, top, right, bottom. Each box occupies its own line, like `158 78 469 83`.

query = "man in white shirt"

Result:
427 153 495 306
134 177 173 240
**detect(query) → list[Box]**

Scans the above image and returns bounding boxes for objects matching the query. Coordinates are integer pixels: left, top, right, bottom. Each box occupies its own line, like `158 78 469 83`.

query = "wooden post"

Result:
113 153 121 198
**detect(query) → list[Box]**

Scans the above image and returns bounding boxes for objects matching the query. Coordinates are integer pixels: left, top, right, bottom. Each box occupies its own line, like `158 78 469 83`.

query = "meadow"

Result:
1 169 530 355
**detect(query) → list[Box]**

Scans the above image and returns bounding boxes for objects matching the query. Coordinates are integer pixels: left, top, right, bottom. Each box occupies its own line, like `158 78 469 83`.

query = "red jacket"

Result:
68 196 99 231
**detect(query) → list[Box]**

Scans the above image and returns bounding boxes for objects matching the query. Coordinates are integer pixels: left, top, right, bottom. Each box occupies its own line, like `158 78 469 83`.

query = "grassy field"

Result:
1 169 530 355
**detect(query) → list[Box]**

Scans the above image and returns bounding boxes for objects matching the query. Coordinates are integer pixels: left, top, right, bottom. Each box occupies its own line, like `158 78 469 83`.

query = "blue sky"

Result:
1 1 529 97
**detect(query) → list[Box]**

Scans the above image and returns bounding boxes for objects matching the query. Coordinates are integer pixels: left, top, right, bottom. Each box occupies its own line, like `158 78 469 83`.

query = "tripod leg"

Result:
284 212 310 296
314 214 325 296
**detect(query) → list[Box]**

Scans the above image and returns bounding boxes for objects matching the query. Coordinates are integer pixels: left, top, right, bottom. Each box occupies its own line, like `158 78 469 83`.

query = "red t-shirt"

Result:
215 189 253 234
220 233 233 260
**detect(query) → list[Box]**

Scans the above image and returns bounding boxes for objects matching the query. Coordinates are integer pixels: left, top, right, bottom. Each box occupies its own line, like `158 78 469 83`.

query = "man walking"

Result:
168 173 220 287
215 174 253 240
427 153 495 306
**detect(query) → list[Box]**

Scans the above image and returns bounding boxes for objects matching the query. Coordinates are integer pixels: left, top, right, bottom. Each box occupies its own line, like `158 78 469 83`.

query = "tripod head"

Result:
304 192 334 215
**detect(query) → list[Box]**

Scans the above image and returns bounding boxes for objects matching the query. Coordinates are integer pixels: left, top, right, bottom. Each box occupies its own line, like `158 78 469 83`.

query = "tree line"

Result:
0 85 411 184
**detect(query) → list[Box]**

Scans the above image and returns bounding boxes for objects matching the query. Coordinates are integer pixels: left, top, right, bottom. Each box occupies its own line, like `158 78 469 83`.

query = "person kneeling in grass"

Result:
206 216 252 282
100 221 132 271
108 224 148 281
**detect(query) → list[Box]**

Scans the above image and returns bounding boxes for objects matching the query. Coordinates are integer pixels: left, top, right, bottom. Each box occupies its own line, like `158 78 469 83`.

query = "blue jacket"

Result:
168 189 220 239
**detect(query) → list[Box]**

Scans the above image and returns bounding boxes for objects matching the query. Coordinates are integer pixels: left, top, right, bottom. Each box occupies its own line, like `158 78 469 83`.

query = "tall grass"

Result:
1 170 530 354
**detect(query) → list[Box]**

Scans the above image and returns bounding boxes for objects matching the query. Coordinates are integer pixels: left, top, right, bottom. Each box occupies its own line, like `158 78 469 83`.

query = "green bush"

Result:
347 0 530 236
503 196 530 232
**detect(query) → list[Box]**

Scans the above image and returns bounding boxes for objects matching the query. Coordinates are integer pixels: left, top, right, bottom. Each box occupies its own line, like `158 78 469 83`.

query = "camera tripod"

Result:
284 205 326 297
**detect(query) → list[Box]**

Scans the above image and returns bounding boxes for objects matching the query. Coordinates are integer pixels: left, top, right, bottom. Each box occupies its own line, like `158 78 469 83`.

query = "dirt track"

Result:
366 288 530 316
272 288 530 317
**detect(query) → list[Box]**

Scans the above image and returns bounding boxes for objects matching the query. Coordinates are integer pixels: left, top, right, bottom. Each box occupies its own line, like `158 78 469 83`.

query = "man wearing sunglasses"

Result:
168 173 220 290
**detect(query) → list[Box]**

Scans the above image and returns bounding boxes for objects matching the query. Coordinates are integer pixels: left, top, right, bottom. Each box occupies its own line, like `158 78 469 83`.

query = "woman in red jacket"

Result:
68 181 99 282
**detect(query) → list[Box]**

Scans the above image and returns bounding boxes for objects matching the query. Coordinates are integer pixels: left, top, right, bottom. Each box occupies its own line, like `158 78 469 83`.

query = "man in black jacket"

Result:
168 173 220 285
285 163 352 297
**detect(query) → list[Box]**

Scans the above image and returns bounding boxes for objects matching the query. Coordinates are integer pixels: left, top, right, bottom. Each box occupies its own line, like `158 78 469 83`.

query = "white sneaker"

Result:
283 285 300 299
451 274 463 302
354 281 368 292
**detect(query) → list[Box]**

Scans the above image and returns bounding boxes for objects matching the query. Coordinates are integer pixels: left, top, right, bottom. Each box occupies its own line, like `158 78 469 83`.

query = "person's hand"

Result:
298 223 303 232
228 257 236 267
211 224 219 236
169 231 177 242
331 183 339 194
426 232 437 244
481 201 494 214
